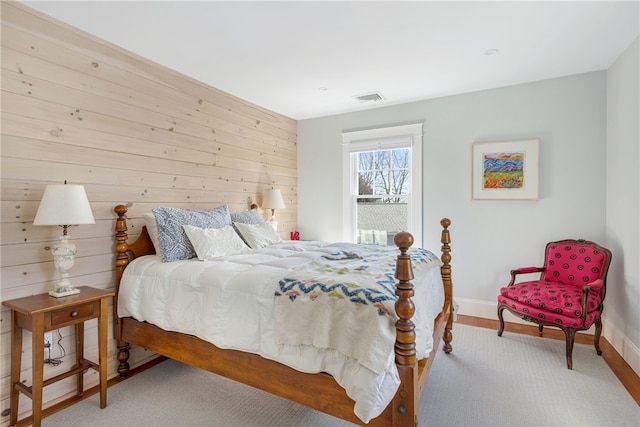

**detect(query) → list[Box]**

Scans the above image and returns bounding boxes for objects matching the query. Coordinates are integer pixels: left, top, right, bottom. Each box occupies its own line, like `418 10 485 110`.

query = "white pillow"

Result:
233 221 282 249
182 224 250 260
144 213 162 256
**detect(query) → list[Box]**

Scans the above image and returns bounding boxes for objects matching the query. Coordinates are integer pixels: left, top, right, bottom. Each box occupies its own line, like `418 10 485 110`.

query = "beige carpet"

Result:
44 324 639 426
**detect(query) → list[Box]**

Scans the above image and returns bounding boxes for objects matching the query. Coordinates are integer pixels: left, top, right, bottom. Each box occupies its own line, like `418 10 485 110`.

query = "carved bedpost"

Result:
394 231 416 364
114 205 131 377
440 218 454 354
392 231 418 427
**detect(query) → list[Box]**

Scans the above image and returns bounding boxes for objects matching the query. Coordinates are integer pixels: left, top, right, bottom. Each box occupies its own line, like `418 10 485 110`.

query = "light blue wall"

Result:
606 37 639 353
298 71 607 304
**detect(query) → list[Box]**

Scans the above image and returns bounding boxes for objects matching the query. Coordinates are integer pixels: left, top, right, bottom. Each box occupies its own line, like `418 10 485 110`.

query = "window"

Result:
342 123 423 247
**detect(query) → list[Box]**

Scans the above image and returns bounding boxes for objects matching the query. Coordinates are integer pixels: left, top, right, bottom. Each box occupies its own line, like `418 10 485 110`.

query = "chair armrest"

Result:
580 279 604 320
586 278 604 291
508 267 544 286
513 266 544 274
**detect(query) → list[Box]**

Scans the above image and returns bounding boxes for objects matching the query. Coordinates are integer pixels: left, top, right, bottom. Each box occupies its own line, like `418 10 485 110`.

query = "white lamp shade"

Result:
33 184 95 226
262 189 285 210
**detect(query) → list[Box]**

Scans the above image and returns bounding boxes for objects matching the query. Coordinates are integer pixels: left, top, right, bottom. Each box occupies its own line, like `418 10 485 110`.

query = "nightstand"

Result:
2 286 114 427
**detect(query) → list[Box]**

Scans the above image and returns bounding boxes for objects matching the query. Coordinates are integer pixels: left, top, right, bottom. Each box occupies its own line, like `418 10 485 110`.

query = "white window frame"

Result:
342 123 423 247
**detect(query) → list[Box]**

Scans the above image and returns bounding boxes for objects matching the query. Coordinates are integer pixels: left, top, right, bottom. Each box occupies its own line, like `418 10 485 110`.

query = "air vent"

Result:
354 92 386 103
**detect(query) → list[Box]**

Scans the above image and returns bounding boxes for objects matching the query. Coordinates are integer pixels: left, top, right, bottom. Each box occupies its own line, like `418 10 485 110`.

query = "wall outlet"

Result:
44 331 53 349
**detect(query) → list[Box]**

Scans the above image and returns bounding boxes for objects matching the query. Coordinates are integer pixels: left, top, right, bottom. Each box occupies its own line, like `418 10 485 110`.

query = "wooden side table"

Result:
2 286 114 427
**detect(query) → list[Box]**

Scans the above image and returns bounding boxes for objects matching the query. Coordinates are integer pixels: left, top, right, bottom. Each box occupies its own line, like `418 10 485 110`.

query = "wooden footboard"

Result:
113 205 453 426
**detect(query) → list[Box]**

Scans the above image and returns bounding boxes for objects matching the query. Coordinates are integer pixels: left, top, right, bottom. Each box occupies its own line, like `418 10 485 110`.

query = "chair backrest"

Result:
541 239 612 291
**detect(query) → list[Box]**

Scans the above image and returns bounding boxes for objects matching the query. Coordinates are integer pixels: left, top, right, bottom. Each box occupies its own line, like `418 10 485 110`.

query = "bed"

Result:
112 204 454 426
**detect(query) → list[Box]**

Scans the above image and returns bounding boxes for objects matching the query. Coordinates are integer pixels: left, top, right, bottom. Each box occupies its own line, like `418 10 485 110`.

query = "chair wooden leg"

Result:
594 319 603 356
497 305 505 336
565 328 577 370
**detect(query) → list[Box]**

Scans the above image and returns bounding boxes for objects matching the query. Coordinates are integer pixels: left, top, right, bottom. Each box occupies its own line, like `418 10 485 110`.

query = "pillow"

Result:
144 213 161 256
230 208 264 246
230 208 264 224
182 224 250 260
152 205 232 262
233 221 282 249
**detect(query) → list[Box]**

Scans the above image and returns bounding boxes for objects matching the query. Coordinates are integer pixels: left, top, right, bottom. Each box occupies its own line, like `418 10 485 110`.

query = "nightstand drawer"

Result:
49 301 98 327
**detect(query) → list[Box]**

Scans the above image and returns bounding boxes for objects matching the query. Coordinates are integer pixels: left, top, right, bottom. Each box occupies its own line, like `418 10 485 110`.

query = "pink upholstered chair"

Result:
497 239 612 369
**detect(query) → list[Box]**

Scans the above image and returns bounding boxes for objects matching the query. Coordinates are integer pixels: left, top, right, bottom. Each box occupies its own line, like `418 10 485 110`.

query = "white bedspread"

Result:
118 241 444 423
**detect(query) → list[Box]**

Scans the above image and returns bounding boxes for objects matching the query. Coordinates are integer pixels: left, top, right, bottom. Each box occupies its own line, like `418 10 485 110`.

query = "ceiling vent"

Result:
354 91 386 103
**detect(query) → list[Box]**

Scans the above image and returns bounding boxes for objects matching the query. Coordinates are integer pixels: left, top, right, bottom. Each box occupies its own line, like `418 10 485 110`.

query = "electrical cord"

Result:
44 329 66 366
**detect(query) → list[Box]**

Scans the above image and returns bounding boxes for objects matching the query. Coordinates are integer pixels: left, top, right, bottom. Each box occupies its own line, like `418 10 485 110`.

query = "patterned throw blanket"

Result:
274 243 439 374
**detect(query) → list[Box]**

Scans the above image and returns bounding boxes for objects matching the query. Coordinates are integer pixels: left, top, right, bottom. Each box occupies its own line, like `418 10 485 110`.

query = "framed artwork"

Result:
472 138 539 200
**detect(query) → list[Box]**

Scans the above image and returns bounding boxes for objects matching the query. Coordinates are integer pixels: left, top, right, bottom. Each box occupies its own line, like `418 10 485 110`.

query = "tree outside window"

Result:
357 148 409 203
356 148 409 245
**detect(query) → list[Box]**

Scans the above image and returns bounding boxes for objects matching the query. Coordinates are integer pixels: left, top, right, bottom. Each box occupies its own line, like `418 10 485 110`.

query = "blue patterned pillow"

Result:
230 209 263 224
152 205 232 262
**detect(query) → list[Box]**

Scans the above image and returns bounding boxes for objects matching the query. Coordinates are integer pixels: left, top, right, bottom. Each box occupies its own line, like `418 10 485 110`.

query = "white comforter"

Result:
118 241 444 423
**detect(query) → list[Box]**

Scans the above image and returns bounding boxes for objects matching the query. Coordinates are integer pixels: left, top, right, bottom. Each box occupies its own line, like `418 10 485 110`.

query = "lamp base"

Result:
49 287 81 298
50 235 79 298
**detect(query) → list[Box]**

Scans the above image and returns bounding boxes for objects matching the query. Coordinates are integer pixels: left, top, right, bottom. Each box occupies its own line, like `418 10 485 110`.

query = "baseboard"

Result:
603 319 640 377
457 297 640 376
456 297 543 328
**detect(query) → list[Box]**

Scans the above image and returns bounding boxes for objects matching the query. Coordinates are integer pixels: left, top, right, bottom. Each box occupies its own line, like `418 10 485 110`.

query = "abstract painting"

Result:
472 139 539 200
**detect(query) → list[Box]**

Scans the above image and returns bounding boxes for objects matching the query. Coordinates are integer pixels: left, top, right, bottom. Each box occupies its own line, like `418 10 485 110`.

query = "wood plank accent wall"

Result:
0 3 297 421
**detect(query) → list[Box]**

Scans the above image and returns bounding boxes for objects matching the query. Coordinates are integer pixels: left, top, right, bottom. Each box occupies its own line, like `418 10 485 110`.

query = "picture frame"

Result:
472 138 539 200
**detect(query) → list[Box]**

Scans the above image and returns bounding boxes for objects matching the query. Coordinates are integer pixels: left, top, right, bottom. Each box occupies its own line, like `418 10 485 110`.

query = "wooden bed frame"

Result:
113 205 454 427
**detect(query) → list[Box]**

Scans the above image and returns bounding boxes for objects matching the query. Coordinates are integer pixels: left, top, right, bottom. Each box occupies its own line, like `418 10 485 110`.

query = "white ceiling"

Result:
22 1 640 120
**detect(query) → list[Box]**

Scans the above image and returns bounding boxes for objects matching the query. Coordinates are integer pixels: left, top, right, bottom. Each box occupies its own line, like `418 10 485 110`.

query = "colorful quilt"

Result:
274 243 440 374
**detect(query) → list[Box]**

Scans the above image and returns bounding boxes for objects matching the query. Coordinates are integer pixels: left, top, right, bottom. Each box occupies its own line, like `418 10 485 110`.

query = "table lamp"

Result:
262 188 285 231
33 182 95 297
